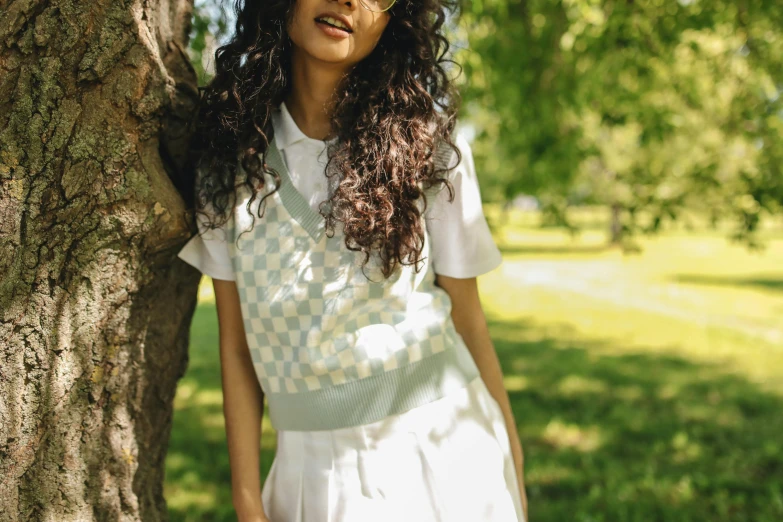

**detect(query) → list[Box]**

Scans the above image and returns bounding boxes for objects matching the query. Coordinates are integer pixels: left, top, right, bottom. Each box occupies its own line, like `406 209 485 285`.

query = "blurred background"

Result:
167 1 783 520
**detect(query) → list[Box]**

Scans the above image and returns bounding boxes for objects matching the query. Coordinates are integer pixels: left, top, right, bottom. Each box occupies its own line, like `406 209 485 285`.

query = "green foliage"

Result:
188 0 232 86
457 0 783 247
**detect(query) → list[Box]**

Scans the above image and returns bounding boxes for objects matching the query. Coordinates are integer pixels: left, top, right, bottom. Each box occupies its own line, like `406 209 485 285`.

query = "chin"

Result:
307 47 354 63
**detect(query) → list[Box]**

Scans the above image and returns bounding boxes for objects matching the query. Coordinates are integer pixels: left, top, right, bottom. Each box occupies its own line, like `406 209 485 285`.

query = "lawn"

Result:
166 207 783 521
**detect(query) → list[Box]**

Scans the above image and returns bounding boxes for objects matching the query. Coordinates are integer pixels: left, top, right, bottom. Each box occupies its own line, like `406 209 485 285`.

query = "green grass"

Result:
166 208 783 521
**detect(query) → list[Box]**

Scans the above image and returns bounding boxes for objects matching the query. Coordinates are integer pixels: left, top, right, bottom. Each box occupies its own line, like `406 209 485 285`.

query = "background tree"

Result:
0 0 202 520
456 0 783 248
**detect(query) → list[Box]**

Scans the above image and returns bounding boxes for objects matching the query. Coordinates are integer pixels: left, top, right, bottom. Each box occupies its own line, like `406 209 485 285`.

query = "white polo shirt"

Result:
179 100 502 282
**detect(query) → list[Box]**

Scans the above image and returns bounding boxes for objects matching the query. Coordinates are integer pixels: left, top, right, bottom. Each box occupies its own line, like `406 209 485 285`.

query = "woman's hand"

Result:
234 495 270 522
237 511 271 522
519 476 529 521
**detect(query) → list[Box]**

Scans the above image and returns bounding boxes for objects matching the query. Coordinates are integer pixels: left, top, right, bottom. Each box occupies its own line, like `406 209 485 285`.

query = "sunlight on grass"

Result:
503 374 530 391
173 381 198 406
556 375 609 396
191 389 225 407
540 419 605 452
166 452 190 473
198 278 216 303
481 255 783 395
200 412 227 432
670 431 703 464
166 485 219 512
667 475 697 505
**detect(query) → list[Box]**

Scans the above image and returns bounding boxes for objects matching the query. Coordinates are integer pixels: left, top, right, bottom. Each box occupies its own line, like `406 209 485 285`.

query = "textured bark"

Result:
0 0 201 520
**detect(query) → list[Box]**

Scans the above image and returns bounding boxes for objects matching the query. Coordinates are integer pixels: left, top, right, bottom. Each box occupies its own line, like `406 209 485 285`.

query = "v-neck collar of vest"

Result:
265 137 327 243
262 133 453 244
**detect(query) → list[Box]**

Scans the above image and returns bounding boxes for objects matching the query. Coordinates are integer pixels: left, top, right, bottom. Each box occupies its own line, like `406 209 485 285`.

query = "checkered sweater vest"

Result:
227 137 481 430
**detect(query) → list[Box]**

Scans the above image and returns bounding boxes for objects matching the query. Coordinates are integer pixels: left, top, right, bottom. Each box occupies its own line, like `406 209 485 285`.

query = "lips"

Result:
314 12 353 33
315 18 352 34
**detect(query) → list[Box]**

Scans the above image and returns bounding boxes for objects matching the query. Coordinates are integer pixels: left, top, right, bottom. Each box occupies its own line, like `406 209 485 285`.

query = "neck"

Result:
285 49 351 142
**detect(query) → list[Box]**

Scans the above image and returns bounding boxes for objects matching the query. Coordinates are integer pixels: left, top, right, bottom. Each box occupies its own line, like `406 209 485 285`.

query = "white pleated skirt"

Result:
261 376 526 522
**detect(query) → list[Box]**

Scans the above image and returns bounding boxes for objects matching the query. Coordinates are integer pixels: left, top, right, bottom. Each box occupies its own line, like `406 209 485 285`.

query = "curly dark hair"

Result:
186 0 464 279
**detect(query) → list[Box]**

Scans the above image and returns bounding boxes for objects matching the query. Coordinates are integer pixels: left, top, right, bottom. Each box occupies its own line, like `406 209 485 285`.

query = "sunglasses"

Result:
359 0 396 13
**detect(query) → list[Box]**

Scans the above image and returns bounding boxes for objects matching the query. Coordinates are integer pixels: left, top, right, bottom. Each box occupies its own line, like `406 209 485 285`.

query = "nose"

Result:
334 0 357 11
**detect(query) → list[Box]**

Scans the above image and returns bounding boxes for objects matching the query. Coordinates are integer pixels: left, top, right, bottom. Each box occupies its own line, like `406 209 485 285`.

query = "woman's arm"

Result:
212 278 270 522
435 274 529 521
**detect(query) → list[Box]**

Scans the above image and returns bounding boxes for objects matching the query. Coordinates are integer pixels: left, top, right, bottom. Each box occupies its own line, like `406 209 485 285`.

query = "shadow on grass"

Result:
488 317 783 522
672 274 783 294
165 302 277 522
166 303 783 522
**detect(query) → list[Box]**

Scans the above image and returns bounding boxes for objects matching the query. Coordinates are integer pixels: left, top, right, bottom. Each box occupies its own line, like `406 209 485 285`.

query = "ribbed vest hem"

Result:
265 334 481 431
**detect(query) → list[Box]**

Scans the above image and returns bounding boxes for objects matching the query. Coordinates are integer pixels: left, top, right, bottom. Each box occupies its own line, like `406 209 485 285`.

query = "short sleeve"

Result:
177 203 236 281
424 133 503 278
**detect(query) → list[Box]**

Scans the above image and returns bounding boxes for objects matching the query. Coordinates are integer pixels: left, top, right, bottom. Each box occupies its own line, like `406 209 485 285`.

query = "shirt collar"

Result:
272 101 337 151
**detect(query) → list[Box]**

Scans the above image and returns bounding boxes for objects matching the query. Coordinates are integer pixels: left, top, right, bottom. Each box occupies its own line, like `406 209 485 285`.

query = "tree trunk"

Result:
0 1 201 520
609 202 623 245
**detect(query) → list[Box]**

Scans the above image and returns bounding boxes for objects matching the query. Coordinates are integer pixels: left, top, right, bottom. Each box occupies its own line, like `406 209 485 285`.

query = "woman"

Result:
177 0 528 520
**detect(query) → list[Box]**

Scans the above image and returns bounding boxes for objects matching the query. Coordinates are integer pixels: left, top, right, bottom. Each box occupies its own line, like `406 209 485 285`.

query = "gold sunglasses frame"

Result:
359 0 397 13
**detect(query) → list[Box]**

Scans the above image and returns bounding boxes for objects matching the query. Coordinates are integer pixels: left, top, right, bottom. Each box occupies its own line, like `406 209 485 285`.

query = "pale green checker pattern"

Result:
229 189 456 395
